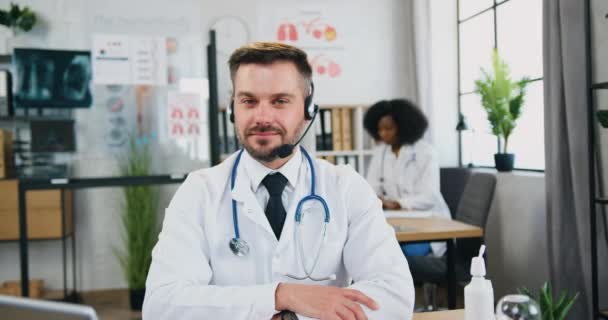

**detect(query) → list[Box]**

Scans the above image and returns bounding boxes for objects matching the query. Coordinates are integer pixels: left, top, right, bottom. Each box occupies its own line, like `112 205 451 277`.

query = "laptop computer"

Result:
0 294 98 320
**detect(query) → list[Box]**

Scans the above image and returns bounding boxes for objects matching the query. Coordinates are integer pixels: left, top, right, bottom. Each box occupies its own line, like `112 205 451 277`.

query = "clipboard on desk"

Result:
383 210 433 218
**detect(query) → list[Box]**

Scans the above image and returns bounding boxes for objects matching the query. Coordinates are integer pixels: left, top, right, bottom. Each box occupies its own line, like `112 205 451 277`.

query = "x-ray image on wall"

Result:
13 48 93 108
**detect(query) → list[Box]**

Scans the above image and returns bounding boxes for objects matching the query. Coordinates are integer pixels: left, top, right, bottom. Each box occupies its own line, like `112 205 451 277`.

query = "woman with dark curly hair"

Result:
364 99 450 257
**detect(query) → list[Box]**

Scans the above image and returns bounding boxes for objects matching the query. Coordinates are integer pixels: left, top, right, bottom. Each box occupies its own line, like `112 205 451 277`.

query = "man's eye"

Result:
241 99 255 105
275 99 289 104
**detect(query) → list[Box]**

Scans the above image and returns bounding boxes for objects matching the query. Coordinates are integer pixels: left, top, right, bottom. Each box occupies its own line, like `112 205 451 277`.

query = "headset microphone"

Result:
274 144 297 159
274 107 318 159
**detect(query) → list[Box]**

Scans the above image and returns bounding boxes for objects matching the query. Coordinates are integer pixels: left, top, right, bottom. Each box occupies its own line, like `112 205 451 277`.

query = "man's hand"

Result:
275 283 379 320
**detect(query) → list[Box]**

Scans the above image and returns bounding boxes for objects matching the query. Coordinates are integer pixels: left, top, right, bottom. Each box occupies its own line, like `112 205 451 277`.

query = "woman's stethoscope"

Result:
228 146 336 281
378 144 416 197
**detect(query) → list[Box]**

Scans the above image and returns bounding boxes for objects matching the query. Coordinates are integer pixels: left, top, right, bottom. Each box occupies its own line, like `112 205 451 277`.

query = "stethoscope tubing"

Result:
229 146 334 281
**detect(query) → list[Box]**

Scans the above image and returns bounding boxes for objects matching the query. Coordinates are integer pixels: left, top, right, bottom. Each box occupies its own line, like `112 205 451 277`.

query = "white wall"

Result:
0 0 418 291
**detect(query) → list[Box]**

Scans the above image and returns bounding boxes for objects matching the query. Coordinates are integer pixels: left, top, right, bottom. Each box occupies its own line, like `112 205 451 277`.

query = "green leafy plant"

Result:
0 3 37 34
474 49 530 154
114 139 159 290
597 110 608 128
518 282 579 320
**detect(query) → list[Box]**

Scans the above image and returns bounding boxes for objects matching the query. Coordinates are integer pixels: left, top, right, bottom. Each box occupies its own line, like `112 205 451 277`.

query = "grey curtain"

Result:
543 0 592 318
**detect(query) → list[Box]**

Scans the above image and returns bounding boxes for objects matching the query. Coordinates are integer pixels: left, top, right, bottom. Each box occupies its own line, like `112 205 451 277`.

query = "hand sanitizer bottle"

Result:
465 245 495 320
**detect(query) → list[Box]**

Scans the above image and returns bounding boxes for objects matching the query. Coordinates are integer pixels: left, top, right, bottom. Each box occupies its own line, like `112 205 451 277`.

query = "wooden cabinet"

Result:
0 180 73 240
0 130 15 179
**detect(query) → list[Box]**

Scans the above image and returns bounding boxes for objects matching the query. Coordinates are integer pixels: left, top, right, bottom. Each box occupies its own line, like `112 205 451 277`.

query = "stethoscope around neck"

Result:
228 146 336 281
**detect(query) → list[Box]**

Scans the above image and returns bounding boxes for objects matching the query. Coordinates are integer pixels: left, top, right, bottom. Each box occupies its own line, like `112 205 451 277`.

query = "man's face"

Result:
233 61 307 163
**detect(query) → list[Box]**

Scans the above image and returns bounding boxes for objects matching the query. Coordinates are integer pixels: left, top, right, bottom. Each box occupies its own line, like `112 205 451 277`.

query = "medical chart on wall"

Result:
256 4 389 105
89 31 207 163
92 34 168 85
257 5 351 80
167 92 203 139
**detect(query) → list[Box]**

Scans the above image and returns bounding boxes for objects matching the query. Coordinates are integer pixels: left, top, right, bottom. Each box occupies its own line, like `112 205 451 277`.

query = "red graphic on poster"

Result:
310 54 341 78
277 23 298 41
302 17 336 42
275 17 337 42
168 92 202 138
171 108 184 119
188 123 200 134
187 108 199 119
172 123 184 135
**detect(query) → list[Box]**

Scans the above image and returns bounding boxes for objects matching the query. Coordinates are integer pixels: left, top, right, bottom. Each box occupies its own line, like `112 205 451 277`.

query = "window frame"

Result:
456 0 545 172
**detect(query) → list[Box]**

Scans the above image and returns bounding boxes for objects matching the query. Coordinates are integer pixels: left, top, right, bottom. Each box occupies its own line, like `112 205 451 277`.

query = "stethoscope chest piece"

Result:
229 237 250 257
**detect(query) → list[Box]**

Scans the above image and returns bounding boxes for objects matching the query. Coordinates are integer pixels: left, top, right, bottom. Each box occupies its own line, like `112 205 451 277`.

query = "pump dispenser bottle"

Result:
464 245 495 320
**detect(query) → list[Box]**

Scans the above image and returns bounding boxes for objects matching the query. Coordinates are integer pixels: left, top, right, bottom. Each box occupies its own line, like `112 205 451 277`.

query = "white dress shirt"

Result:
366 141 451 257
143 147 415 319
244 147 301 215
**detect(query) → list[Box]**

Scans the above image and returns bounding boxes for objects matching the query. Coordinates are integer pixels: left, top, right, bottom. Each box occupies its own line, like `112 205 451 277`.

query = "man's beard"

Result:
236 122 305 163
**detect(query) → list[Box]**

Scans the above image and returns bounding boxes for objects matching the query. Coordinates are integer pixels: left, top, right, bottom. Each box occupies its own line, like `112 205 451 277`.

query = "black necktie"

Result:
262 173 288 240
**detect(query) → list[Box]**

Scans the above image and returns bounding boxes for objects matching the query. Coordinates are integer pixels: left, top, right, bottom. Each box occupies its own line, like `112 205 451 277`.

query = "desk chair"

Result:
408 172 496 310
439 168 471 218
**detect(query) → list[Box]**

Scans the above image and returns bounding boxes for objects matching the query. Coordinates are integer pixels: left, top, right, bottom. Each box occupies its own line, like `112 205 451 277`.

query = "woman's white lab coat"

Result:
366 141 451 257
143 150 415 320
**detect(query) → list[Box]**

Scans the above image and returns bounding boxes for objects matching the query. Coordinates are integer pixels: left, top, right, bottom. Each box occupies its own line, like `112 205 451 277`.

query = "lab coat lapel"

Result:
230 166 277 240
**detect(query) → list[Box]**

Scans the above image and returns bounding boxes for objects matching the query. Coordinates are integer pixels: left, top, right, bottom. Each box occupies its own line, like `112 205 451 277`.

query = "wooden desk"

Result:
388 217 483 242
388 217 483 310
413 309 464 320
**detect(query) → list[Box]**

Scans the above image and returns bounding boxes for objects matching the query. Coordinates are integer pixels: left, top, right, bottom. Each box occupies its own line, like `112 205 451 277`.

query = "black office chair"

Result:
408 172 497 310
439 168 472 218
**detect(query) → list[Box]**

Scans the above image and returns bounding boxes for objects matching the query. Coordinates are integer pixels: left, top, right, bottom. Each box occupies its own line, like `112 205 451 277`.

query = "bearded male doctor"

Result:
143 42 414 320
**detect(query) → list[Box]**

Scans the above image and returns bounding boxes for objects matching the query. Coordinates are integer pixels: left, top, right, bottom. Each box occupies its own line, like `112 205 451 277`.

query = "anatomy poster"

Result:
257 5 351 80
256 4 402 105
167 91 203 139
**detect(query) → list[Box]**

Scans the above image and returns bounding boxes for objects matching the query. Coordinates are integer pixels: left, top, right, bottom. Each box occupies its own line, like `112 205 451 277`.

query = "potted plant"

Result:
518 282 579 320
475 49 530 171
597 110 608 128
114 138 159 310
0 3 36 53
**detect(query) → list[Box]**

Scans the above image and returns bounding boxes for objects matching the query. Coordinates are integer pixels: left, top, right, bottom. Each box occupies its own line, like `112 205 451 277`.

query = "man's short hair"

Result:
228 42 313 90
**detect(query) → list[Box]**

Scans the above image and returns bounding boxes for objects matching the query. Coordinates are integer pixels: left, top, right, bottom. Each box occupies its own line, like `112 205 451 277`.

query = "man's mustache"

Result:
245 125 284 135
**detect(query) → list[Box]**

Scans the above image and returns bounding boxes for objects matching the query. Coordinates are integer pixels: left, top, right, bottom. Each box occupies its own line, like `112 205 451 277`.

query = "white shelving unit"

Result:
313 104 376 176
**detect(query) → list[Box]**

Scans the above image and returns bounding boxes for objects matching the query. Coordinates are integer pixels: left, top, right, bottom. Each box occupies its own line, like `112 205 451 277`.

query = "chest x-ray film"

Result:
13 48 92 108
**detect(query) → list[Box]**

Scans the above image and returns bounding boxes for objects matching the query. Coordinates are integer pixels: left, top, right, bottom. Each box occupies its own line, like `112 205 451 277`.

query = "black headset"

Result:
229 82 318 123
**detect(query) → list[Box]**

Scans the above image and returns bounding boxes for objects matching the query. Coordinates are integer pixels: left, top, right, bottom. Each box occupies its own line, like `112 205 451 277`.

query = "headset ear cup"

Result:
304 95 313 120
304 82 316 120
229 100 235 123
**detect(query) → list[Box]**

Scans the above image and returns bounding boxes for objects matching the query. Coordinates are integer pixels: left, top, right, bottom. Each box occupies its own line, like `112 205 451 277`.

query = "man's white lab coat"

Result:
143 149 415 319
